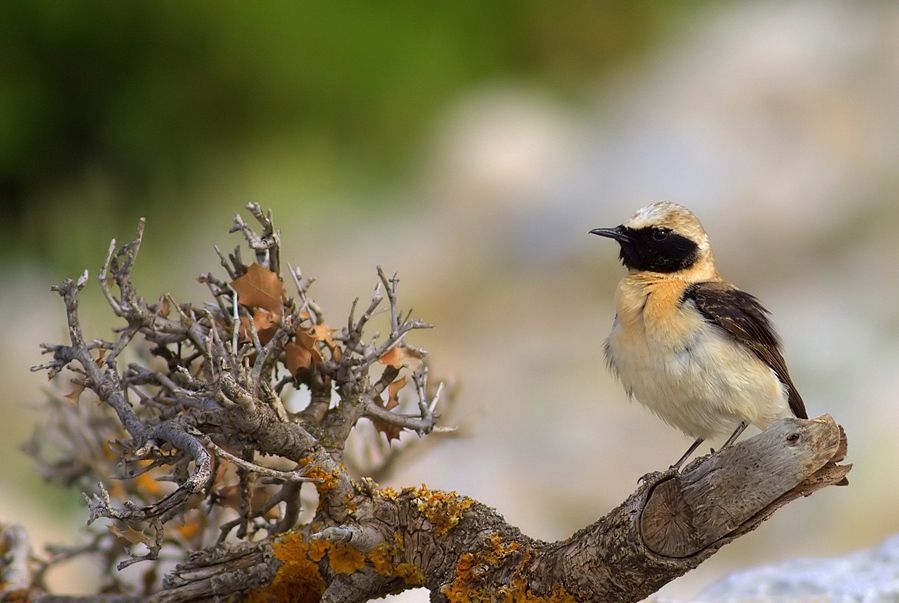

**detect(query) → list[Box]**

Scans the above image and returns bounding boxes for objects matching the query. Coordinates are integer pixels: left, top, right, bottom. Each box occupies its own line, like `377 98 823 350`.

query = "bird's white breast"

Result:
605 277 789 441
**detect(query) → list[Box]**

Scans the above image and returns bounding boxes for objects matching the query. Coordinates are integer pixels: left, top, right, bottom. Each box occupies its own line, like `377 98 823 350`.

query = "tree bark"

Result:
84 414 846 603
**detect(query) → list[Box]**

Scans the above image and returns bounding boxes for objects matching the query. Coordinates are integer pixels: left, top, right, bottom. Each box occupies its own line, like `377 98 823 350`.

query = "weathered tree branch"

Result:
8 205 850 602
168 415 846 603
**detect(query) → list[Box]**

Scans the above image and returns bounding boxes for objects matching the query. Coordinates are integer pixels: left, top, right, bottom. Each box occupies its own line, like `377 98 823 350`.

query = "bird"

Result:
591 201 807 470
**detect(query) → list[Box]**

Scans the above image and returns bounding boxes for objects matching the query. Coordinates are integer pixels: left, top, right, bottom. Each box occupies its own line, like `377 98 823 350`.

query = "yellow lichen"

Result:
303 465 340 493
488 532 520 558
393 562 425 586
304 535 420 584
407 484 475 535
248 532 325 603
365 537 424 586
377 486 399 500
368 542 395 575
308 538 329 562
441 532 576 603
328 543 366 574
342 494 359 514
296 455 341 494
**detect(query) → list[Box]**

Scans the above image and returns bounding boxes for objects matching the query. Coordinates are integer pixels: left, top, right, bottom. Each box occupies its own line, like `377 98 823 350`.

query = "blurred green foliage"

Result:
1 1 705 269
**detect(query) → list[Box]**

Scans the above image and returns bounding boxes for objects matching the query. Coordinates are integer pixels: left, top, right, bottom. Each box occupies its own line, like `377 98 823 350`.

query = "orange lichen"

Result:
308 538 329 562
342 494 360 515
248 532 325 603
297 454 343 494
441 532 575 603
368 542 395 575
407 484 475 535
376 486 399 500
328 543 366 574
488 532 520 557
366 538 424 586
393 562 425 586
302 464 340 493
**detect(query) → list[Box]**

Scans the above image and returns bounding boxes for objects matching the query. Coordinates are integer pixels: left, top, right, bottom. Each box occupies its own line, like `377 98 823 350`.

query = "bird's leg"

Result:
720 421 749 450
670 438 703 471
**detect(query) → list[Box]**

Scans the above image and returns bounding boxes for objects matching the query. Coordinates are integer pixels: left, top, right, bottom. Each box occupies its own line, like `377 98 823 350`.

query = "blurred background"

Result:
2 1 898 600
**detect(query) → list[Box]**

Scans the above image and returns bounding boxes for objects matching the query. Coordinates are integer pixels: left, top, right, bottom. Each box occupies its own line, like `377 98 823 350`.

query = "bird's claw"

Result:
638 466 679 485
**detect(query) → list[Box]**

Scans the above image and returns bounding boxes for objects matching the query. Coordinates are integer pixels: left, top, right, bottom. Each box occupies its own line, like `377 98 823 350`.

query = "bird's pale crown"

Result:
624 201 711 254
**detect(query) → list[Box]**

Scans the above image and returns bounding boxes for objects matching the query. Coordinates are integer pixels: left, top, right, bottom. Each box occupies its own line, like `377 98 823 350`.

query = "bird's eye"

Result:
652 228 670 241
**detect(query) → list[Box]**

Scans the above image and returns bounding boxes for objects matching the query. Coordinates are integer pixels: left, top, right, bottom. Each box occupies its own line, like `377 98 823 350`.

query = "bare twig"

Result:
206 440 319 484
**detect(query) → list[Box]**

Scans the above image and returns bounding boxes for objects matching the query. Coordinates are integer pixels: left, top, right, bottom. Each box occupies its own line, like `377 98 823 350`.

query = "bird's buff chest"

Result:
605 277 717 433
607 277 702 362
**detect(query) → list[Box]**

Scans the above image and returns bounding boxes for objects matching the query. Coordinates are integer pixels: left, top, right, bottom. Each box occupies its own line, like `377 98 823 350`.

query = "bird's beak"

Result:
589 226 631 243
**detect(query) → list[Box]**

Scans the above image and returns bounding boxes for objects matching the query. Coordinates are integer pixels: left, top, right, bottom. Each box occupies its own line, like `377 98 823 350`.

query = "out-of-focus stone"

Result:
693 534 899 602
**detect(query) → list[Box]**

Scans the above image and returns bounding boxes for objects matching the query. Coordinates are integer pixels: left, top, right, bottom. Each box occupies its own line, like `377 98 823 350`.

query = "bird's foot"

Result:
638 466 678 485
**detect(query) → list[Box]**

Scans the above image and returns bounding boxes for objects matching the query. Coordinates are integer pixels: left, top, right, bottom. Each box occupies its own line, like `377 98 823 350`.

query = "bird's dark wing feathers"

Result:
682 282 807 419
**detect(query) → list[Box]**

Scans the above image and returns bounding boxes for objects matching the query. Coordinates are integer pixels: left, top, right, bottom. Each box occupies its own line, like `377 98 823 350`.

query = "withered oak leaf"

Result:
231 263 285 317
372 376 407 443
378 346 423 370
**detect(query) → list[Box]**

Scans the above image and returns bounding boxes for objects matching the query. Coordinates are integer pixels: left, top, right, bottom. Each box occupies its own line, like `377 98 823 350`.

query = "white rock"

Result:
695 534 899 602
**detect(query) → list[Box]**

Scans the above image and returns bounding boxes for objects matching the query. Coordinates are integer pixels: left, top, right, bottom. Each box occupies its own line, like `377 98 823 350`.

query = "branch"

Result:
0 524 31 595
206 440 319 484
155 415 849 603
536 415 849 602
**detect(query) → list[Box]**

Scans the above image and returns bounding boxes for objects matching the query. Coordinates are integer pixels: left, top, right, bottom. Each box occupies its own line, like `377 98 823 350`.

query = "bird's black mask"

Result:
590 225 699 273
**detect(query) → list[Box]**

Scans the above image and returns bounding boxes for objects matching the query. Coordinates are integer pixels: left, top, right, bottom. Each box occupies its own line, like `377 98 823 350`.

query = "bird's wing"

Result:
682 281 807 419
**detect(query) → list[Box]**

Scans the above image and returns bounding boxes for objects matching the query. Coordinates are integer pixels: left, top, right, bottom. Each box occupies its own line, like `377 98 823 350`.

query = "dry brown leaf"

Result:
285 341 316 374
284 324 334 375
64 349 106 405
214 484 242 510
378 346 423 370
311 324 342 361
158 296 172 318
372 376 407 443
214 483 278 516
64 380 85 405
134 472 163 497
175 520 202 541
285 327 322 375
297 328 316 350
107 482 126 499
238 307 279 345
231 263 285 317
387 376 407 409
103 440 123 461
109 523 152 546
263 503 281 521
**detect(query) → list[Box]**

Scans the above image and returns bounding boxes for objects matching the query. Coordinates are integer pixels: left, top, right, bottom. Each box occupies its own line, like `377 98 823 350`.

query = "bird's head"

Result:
590 202 714 276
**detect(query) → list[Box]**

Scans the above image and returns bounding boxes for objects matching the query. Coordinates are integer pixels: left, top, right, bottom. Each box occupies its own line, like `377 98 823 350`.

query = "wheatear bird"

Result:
591 202 807 470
